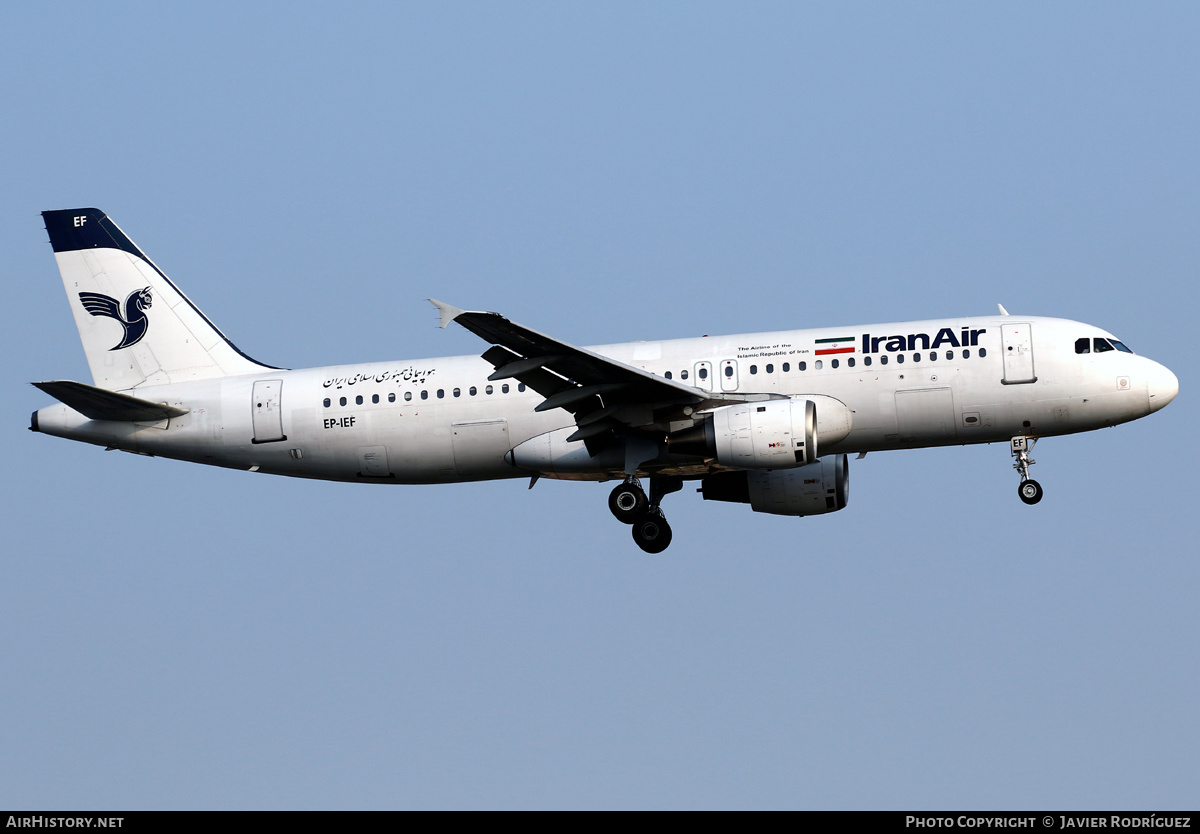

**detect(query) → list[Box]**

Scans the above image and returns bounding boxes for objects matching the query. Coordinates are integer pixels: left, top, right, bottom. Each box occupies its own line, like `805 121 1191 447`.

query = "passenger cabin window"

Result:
665 371 673 379
750 365 757 375
766 364 774 373
356 395 363 405
405 392 412 401
979 347 987 357
681 370 689 380
323 398 331 408
863 357 871 366
421 390 428 400
486 385 493 394
339 396 347 406
388 393 395 403
469 386 477 396
437 389 444 399
799 361 807 371
453 388 461 397
831 359 839 369
847 357 855 367
372 394 379 404
502 384 510 394
518 383 526 392
782 362 790 372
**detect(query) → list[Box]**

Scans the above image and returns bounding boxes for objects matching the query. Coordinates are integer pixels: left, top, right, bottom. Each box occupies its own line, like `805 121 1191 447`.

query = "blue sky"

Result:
2 2 1196 809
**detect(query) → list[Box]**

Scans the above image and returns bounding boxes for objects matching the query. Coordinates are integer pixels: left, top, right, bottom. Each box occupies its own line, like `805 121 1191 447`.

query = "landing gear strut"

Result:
608 476 682 553
1011 436 1043 505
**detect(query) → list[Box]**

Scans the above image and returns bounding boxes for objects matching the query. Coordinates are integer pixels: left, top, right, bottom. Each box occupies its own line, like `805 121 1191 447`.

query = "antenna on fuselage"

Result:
997 304 1010 316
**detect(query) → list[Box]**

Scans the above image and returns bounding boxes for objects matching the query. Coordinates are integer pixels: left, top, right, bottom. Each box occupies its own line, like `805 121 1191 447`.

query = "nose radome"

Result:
1147 362 1179 413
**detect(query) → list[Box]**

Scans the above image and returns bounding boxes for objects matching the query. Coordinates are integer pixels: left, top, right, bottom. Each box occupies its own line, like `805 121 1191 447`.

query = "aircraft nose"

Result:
1147 361 1179 413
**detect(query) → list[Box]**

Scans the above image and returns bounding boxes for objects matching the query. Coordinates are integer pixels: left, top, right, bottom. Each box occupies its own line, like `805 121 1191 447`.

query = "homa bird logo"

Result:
78 287 153 350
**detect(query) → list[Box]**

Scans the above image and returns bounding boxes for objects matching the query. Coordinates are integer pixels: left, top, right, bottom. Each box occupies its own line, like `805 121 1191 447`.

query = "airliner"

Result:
31 208 1179 552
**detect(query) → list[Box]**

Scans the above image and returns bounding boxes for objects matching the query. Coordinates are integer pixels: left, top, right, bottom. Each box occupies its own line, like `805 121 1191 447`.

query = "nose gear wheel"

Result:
1018 479 1043 505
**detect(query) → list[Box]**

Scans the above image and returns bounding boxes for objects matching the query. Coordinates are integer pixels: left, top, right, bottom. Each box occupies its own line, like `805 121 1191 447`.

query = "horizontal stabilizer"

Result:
32 380 189 422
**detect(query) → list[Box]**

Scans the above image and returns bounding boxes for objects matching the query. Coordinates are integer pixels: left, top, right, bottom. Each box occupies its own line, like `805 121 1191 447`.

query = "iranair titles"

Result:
861 327 988 354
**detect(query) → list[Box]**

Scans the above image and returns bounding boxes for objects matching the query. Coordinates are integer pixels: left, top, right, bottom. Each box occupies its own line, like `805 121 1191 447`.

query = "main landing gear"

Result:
608 476 682 554
1011 435 1043 505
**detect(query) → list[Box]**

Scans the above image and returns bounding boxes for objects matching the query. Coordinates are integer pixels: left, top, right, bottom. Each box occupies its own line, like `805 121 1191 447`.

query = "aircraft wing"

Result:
430 299 768 442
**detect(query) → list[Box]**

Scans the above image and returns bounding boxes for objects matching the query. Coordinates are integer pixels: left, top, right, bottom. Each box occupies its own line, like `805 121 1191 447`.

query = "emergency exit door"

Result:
719 359 739 392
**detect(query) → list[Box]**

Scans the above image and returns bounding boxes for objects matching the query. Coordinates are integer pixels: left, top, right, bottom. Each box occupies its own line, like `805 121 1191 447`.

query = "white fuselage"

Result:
34 314 1175 484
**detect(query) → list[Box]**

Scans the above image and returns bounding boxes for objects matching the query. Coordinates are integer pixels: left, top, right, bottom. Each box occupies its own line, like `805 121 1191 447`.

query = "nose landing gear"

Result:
1011 436 1043 505
608 476 682 553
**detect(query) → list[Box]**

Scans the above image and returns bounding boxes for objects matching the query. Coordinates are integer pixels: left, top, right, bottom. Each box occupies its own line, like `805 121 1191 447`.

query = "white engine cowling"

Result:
708 396 853 469
700 454 850 516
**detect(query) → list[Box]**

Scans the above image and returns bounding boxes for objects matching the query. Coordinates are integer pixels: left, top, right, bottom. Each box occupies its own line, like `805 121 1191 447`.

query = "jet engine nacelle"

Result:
702 395 852 469
700 454 850 516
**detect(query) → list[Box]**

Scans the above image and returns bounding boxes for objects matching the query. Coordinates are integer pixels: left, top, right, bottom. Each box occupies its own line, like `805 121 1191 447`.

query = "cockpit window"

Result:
1078 336 1134 354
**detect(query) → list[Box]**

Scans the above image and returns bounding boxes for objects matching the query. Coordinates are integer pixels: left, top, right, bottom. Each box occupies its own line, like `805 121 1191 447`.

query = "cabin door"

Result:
1001 323 1037 384
251 379 286 443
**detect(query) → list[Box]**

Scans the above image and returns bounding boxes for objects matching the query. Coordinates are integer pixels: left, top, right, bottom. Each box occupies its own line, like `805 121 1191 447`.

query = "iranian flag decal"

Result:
815 336 856 356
